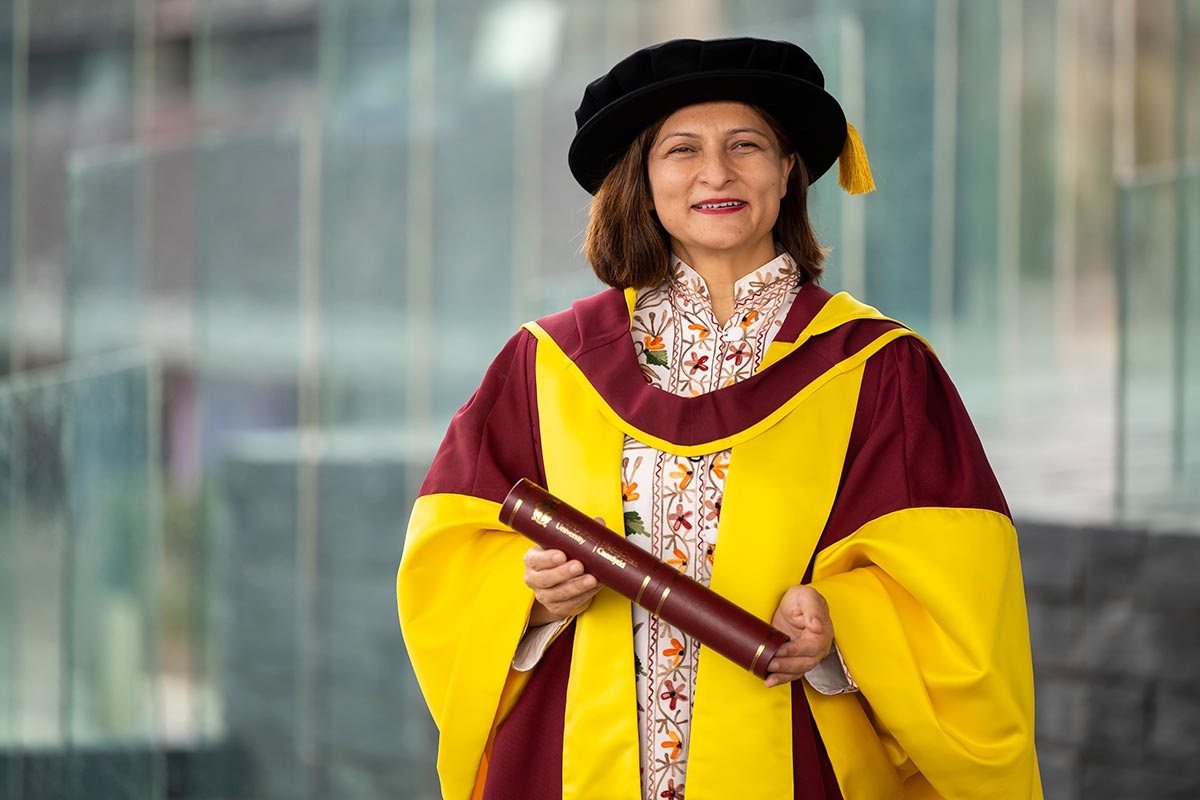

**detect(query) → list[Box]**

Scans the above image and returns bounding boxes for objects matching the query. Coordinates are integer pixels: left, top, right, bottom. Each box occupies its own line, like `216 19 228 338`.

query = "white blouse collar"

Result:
668 250 800 307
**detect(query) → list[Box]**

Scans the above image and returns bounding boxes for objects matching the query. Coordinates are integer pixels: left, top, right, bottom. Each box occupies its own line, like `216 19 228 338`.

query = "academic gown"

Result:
397 283 1043 800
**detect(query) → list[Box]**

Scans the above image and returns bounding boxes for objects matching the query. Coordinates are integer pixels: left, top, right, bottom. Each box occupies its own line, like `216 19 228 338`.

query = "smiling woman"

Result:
585 102 825 305
647 102 794 322
398 36 1043 800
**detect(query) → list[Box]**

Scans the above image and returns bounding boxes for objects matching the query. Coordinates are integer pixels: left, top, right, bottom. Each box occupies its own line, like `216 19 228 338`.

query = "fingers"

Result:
522 545 600 619
763 645 832 688
772 586 833 637
535 580 601 620
534 571 598 602
523 545 565 572
766 585 835 688
524 550 591 590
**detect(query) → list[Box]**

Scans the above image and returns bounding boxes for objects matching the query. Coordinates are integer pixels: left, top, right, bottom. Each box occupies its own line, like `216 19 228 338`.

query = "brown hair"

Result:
583 105 826 289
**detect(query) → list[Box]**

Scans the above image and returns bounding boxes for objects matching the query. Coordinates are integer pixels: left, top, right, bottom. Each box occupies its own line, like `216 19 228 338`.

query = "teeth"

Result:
696 201 744 209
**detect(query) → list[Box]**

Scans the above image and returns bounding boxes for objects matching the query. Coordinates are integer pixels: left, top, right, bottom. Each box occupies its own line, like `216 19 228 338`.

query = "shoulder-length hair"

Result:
583 104 826 290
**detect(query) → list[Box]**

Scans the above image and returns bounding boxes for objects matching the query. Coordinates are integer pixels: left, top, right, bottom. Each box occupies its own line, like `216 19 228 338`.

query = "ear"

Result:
779 154 796 198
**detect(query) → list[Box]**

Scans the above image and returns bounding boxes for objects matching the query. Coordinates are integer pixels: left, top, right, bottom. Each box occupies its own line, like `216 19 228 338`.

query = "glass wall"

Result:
0 353 162 799
0 0 1197 798
1117 169 1200 521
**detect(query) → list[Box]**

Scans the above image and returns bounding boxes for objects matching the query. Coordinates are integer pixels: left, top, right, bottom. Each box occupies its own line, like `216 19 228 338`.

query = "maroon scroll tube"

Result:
501 479 789 679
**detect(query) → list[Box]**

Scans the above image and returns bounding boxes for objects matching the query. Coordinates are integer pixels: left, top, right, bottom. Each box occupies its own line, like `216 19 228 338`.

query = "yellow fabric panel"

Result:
684 360 866 799
396 493 532 800
759 291 892 371
808 507 1042 799
802 688 905 800
534 328 642 799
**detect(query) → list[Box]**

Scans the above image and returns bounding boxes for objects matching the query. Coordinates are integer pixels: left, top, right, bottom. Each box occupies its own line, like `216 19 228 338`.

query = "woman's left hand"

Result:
764 585 834 688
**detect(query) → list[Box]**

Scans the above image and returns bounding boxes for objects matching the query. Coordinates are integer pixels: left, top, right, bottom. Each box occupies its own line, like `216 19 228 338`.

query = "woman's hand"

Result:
764 585 834 688
523 545 602 626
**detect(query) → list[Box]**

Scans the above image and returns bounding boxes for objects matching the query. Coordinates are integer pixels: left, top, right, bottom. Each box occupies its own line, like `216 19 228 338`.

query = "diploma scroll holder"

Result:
501 479 790 679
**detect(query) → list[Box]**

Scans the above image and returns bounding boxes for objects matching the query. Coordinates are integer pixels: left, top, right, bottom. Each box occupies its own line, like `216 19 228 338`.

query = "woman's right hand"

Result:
523 545 601 626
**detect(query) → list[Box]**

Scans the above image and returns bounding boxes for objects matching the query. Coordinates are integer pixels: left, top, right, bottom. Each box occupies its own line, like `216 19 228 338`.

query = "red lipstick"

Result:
692 197 747 214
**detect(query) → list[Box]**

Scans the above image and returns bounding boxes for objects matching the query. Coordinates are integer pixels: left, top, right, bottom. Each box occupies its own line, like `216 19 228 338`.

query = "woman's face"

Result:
646 101 794 270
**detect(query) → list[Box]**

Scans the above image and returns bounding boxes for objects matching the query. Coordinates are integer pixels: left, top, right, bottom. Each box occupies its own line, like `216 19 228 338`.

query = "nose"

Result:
697 149 734 186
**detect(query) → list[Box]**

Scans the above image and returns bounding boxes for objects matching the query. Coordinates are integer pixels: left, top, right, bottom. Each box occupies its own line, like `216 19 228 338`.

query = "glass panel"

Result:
0 353 163 799
849 1 938 332
0 0 15 374
317 0 410 429
194 0 317 127
194 128 305 798
65 148 144 359
948 0 1003 404
1015 0 1059 362
1117 170 1200 519
20 0 137 365
312 454 438 798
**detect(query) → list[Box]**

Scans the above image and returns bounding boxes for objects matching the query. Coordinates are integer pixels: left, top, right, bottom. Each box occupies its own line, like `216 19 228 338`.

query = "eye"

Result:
667 144 696 155
732 140 762 151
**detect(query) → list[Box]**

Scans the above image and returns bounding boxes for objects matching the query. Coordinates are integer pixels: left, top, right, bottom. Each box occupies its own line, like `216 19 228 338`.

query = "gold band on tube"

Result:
504 497 524 528
652 575 681 618
634 574 652 607
749 642 767 676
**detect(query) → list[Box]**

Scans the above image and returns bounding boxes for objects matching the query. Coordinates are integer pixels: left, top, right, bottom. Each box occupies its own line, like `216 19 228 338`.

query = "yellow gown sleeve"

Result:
396 330 545 800
398 494 533 800
809 507 1041 799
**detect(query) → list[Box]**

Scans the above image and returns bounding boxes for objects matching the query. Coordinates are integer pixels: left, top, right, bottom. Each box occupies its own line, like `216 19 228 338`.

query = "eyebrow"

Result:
657 127 772 143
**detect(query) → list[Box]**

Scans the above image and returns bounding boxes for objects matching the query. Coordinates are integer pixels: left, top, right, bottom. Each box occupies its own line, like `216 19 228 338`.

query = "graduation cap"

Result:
568 36 876 196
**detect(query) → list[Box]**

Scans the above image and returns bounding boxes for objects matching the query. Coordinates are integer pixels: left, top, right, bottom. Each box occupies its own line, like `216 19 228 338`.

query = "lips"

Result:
693 198 747 214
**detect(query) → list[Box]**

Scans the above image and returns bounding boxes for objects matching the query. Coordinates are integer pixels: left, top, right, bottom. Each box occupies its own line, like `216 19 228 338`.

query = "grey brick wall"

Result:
1020 520 1200 800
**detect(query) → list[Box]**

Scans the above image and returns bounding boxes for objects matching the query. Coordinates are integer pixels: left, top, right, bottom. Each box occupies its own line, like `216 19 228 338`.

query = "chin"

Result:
683 234 769 257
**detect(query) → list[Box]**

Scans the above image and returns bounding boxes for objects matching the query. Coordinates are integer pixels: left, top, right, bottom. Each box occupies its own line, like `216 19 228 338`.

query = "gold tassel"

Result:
838 122 876 195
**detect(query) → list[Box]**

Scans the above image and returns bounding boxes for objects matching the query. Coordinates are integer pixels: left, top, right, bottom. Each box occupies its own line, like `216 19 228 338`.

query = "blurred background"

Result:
0 0 1197 798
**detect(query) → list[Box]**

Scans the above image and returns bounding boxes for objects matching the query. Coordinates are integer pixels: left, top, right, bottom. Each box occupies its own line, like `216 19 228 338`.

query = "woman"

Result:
398 37 1041 800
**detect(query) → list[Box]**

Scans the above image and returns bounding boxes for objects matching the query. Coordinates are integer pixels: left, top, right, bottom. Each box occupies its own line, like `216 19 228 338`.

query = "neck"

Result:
675 244 777 326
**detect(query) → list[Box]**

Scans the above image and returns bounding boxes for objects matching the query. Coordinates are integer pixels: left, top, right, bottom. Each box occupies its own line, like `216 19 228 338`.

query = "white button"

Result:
722 326 745 342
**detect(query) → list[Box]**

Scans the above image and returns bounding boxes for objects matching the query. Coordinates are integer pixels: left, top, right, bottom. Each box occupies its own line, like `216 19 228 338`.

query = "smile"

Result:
693 200 747 210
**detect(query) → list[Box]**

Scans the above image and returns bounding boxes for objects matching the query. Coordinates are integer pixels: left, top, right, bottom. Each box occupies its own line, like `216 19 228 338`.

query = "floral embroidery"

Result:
661 730 684 760
663 637 686 666
725 342 751 366
683 352 709 373
702 496 722 521
667 548 689 572
624 252 801 800
669 506 693 532
710 455 729 480
669 463 694 490
643 334 668 368
660 681 688 711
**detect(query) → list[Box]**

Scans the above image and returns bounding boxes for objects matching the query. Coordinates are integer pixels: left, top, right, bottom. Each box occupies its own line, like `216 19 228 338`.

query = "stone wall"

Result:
1020 520 1200 799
